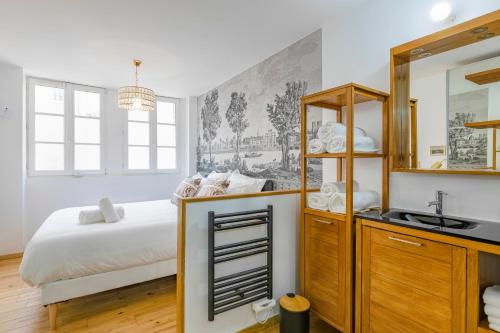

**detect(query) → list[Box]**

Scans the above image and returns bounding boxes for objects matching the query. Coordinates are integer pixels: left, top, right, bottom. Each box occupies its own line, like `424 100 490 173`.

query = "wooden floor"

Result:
0 257 176 332
0 257 337 333
239 315 340 333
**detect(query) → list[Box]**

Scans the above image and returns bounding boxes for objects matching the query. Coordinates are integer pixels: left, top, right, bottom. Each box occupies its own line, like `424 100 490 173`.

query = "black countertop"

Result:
356 209 500 247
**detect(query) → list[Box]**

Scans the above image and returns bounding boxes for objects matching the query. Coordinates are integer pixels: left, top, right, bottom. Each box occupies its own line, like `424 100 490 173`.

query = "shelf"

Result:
302 83 389 109
478 318 495 333
304 208 346 221
464 120 500 129
305 152 385 159
465 68 500 85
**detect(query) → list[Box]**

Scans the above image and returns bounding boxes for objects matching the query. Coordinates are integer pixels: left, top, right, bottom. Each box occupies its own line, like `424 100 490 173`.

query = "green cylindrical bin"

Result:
280 293 310 333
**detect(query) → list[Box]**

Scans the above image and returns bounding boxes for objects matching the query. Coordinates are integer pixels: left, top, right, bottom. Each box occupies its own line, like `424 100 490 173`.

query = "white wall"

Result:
0 61 24 254
322 0 500 221
23 89 188 242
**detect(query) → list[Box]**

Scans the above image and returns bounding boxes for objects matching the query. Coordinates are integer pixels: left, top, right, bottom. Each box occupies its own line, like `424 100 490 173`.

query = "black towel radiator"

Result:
208 205 273 321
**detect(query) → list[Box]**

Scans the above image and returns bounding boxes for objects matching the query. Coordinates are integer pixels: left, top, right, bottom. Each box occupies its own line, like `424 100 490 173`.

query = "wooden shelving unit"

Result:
465 68 500 85
465 120 500 170
299 83 389 333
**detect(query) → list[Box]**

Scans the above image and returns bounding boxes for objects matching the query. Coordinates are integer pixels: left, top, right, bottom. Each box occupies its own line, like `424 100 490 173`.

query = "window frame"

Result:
123 96 179 174
27 77 106 177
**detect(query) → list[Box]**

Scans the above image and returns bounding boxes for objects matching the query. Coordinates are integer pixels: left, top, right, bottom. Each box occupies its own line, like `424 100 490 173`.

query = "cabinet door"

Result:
304 213 345 329
360 227 466 333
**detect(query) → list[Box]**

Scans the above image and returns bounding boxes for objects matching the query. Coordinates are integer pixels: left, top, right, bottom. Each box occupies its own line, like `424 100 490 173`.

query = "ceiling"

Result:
0 0 365 97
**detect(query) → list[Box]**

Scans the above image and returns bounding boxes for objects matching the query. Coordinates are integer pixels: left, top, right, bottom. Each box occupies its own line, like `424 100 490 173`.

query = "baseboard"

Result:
237 315 280 333
0 252 23 260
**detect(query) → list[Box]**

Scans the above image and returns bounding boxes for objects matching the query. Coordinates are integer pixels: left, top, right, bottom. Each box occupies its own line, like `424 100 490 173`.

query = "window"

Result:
126 97 178 172
28 78 104 176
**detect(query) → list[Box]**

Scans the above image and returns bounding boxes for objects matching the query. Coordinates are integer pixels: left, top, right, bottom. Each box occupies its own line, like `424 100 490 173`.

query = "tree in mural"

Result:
267 81 307 170
201 89 221 165
226 92 249 165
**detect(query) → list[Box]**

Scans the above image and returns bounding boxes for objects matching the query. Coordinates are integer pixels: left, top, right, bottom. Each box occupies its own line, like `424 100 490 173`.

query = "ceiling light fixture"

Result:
410 48 425 55
430 2 452 22
417 52 433 59
118 60 156 112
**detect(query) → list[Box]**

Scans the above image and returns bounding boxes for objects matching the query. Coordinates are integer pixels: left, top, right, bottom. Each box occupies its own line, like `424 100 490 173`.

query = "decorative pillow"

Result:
196 180 229 197
226 173 267 194
201 170 236 186
171 177 201 205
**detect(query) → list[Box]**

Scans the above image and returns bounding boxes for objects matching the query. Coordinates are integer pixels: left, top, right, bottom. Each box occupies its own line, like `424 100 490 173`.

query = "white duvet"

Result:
20 200 177 287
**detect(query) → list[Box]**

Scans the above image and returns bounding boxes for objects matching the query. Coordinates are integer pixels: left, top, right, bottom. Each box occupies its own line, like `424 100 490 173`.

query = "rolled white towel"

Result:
98 198 121 223
484 286 500 307
326 135 379 153
308 139 326 154
489 316 500 325
307 192 329 211
326 136 346 153
318 122 345 144
490 322 500 333
325 122 366 137
485 305 500 318
355 136 379 152
321 181 359 196
328 191 380 214
79 207 125 224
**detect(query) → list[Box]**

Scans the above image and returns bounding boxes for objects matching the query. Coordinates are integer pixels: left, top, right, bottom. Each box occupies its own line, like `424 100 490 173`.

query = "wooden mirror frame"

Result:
390 10 500 175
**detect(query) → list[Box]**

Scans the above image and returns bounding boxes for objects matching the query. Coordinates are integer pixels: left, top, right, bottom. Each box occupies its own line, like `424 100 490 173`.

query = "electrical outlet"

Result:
252 298 276 314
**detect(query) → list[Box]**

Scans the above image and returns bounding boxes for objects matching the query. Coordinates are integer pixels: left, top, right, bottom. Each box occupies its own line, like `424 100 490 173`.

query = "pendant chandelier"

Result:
118 60 156 112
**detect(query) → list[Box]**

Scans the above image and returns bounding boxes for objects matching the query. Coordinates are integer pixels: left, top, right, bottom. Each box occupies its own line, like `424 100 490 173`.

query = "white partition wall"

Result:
182 192 300 333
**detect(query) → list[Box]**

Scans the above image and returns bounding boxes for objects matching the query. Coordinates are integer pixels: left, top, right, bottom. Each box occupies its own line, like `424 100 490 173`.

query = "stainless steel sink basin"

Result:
382 210 478 230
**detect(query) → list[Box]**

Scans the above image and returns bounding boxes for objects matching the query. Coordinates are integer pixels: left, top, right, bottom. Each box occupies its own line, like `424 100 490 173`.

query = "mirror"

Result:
391 11 500 174
410 38 500 170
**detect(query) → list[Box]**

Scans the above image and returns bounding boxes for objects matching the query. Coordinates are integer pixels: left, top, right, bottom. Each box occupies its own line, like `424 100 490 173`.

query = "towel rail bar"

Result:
208 205 273 321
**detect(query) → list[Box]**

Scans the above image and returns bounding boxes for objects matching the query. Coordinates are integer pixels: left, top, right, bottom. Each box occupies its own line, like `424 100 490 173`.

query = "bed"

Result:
20 199 178 329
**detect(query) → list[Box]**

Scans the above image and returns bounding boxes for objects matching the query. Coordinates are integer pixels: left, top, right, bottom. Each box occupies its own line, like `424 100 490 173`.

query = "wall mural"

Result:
447 89 489 169
196 30 322 189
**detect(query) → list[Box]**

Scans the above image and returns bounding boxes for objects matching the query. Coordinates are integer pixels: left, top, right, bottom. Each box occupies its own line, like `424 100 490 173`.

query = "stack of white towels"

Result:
307 181 380 214
308 122 379 154
483 285 500 332
79 198 125 224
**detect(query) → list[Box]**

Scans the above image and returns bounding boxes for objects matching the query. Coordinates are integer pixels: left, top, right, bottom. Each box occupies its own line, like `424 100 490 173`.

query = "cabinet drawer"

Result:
305 214 339 246
370 227 452 263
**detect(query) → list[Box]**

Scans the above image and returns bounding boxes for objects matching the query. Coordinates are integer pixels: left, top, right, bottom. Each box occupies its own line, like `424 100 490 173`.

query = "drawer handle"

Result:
312 218 332 225
388 236 422 247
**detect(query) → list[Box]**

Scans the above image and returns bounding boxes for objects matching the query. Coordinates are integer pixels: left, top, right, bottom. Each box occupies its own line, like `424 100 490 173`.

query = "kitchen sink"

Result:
382 210 478 230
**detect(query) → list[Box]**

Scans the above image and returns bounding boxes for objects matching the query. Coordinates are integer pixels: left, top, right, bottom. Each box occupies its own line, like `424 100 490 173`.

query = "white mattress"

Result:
20 200 178 287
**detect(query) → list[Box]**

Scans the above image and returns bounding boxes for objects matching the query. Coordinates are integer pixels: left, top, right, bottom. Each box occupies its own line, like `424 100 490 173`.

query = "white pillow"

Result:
227 173 267 194
206 170 231 182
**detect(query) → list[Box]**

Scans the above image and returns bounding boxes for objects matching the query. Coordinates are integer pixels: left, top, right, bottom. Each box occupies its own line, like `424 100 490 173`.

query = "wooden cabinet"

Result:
304 213 345 330
358 226 466 333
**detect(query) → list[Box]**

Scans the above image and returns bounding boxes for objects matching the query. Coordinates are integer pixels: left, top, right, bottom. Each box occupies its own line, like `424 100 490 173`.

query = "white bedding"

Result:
20 200 178 287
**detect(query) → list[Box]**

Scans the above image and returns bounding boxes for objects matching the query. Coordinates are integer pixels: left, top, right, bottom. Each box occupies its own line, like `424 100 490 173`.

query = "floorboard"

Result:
0 258 176 333
0 257 337 333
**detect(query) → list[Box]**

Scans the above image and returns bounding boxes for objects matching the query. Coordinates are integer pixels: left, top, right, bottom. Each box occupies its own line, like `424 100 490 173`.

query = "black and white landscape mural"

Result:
197 30 322 189
448 89 489 169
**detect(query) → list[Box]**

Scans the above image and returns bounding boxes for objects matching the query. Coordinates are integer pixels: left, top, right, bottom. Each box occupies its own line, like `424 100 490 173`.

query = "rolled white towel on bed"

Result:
307 192 329 211
327 191 380 213
321 181 359 196
308 139 326 154
326 135 379 153
79 207 125 224
98 198 121 223
484 286 500 307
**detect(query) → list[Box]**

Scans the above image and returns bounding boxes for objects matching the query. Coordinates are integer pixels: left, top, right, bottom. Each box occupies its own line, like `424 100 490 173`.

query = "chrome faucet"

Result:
428 190 447 215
